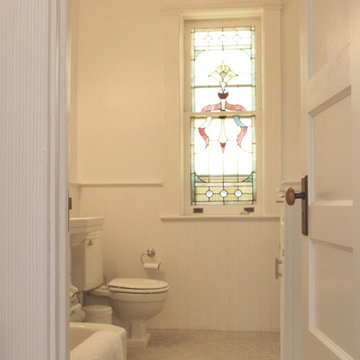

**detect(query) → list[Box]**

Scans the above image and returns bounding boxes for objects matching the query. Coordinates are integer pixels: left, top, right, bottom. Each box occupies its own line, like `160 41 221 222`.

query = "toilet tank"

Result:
70 217 105 292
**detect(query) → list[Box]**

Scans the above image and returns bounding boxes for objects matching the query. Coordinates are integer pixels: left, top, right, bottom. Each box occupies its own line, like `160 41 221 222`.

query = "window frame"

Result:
183 18 263 215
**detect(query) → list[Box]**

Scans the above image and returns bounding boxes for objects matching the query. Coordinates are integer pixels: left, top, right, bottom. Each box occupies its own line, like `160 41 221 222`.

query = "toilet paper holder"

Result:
140 248 156 264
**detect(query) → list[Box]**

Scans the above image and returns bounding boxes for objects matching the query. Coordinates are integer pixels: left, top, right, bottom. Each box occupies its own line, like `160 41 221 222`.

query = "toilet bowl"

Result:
88 278 169 347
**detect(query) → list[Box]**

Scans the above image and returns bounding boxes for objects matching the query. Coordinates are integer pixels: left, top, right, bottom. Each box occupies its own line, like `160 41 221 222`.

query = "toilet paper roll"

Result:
144 262 161 270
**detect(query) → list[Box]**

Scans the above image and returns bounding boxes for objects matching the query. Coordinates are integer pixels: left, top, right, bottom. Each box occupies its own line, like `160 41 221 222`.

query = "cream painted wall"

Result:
70 0 79 183
75 0 164 181
70 0 81 217
281 0 302 182
70 0 301 331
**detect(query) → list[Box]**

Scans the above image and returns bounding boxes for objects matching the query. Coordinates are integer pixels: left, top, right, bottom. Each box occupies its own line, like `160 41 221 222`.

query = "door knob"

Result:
285 176 308 236
285 188 305 205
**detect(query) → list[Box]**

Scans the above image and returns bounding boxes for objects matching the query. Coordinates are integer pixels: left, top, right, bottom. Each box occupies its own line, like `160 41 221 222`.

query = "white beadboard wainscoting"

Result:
70 184 280 332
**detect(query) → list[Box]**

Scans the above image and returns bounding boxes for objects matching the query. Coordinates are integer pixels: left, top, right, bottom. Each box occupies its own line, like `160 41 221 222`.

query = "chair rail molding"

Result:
70 180 163 187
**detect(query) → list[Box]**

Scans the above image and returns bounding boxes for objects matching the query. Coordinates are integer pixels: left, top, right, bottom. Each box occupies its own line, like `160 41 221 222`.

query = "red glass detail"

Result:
201 102 246 112
237 127 248 147
220 71 227 80
201 103 222 112
198 128 209 147
225 103 246 111
220 142 227 152
218 92 229 99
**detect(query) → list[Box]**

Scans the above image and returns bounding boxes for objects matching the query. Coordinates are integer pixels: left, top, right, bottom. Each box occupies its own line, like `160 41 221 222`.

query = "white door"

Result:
299 0 360 359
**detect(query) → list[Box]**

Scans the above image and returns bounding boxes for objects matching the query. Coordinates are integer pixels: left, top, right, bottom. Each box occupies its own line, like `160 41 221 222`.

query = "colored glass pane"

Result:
189 25 257 206
190 116 256 205
193 87 254 112
191 27 256 112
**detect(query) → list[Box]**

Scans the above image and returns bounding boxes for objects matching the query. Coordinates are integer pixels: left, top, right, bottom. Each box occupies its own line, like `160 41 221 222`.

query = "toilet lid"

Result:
108 278 169 292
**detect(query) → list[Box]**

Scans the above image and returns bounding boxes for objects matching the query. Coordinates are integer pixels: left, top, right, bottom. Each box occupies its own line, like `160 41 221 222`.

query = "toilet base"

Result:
113 316 151 348
126 332 151 348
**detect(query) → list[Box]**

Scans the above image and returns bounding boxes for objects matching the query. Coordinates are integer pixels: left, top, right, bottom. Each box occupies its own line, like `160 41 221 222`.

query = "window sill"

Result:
160 214 280 222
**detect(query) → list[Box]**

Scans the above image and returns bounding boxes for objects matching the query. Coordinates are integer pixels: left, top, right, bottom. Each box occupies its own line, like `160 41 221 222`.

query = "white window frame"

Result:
183 18 263 215
160 5 282 218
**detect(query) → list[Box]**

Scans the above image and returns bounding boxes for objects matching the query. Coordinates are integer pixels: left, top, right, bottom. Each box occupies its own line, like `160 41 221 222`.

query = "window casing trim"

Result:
172 7 281 217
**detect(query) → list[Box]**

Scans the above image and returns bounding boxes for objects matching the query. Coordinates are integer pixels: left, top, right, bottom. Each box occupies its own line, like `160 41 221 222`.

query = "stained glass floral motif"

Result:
190 27 256 205
191 116 256 205
191 27 256 112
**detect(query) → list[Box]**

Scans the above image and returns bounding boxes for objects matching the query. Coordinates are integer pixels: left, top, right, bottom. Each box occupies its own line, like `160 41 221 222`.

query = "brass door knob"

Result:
285 187 305 206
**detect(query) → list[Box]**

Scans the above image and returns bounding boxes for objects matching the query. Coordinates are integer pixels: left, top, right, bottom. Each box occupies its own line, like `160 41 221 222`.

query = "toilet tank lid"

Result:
108 278 168 290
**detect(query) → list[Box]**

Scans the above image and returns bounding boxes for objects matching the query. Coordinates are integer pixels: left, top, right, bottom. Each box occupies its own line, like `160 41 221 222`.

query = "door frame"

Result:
64 3 299 358
280 183 302 360
1 0 308 358
1 1 70 359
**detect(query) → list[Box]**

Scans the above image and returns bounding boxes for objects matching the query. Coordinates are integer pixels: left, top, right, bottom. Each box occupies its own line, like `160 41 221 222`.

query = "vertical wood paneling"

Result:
0 1 69 359
79 187 280 332
0 1 49 358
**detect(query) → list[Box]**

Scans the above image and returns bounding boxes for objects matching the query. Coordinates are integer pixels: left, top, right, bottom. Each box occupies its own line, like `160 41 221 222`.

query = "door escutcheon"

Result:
285 176 308 236
275 257 283 279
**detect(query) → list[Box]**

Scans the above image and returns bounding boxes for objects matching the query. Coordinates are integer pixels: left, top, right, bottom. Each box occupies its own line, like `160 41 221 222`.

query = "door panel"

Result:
300 0 359 359
312 96 352 202
309 239 353 354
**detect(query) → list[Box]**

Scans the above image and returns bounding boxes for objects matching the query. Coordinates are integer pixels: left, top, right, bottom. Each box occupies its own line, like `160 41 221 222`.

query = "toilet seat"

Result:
108 278 169 294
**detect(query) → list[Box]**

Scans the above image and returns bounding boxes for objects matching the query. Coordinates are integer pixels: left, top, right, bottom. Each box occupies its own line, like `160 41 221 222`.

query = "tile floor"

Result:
127 329 280 360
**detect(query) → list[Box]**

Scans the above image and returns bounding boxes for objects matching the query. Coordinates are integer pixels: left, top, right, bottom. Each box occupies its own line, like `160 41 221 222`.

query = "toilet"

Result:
70 217 169 348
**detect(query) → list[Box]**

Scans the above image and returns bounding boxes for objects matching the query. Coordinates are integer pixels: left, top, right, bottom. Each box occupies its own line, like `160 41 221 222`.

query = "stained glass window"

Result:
189 26 257 206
